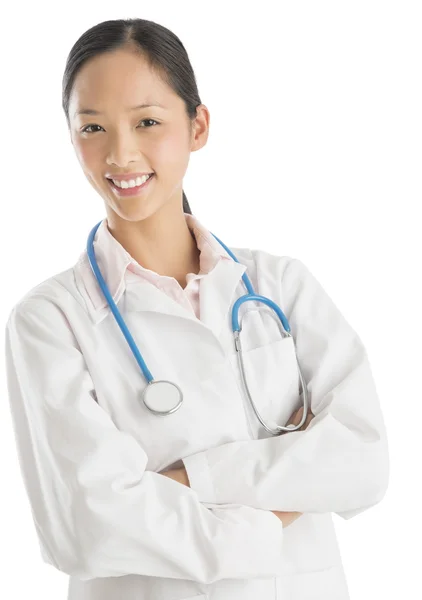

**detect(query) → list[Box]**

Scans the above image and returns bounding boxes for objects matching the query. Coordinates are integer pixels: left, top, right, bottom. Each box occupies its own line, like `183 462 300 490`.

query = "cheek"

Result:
74 142 97 170
72 142 101 189
78 146 107 191
153 129 191 173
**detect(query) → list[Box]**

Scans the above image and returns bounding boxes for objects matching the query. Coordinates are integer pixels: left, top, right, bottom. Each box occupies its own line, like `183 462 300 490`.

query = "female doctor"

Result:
4 17 389 600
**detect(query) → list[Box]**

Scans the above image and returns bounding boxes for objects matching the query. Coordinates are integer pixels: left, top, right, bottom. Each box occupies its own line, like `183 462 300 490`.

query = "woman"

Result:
4 17 389 600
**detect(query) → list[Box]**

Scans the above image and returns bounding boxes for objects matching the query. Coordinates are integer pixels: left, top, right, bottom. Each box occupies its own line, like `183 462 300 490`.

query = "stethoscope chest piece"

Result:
142 380 184 416
87 221 309 434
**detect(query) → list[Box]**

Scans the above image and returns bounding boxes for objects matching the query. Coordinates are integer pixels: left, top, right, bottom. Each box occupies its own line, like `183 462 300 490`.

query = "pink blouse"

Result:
83 212 231 320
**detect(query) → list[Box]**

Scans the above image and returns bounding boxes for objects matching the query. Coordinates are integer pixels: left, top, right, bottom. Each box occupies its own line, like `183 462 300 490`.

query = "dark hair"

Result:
62 18 203 215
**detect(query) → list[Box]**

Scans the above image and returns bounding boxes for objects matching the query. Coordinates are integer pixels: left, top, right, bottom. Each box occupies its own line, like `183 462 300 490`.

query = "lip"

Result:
107 173 155 197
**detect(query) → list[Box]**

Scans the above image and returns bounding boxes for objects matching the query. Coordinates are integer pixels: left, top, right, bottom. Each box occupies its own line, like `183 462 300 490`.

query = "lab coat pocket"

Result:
228 335 301 437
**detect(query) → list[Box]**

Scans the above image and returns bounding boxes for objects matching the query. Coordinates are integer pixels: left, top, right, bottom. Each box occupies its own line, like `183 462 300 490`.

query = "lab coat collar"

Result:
74 214 247 339
122 258 247 339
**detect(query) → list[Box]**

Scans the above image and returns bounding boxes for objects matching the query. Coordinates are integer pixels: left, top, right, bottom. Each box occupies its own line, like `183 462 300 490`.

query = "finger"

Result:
295 406 314 430
286 406 315 429
286 407 303 430
291 406 303 421
302 410 316 430
294 406 305 425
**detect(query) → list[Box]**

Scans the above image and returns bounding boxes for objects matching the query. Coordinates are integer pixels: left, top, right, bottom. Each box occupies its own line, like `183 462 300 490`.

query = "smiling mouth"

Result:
107 173 153 185
106 173 155 195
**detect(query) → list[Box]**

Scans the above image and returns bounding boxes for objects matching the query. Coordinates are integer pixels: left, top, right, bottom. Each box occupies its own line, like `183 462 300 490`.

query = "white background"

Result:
1 1 420 598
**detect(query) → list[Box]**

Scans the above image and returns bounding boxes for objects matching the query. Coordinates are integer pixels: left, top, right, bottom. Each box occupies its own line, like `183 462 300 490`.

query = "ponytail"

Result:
182 191 192 215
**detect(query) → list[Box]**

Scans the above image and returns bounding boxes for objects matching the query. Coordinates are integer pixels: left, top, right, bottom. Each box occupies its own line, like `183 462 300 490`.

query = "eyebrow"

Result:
73 103 167 118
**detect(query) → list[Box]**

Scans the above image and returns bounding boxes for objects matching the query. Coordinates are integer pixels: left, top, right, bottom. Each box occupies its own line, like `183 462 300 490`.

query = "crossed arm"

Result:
161 405 315 527
159 260 389 523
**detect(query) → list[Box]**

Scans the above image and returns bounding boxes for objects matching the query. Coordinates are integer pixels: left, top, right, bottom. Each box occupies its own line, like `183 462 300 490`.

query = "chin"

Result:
107 202 160 224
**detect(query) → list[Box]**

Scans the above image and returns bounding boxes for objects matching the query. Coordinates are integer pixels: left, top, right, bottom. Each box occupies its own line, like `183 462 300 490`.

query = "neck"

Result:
106 204 200 289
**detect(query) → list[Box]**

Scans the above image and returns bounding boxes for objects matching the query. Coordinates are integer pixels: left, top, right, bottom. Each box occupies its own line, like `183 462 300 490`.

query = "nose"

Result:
106 128 142 167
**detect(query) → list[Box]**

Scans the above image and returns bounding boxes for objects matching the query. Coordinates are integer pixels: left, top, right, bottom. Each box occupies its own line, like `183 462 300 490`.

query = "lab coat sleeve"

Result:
4 294 285 583
182 257 390 519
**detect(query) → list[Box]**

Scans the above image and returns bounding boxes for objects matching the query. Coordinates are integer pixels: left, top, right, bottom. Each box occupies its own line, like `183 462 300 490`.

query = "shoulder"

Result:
227 245 310 285
5 265 82 333
225 245 327 314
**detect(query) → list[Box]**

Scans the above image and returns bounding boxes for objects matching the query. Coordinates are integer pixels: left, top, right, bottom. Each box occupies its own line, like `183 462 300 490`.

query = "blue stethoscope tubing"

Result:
87 220 309 435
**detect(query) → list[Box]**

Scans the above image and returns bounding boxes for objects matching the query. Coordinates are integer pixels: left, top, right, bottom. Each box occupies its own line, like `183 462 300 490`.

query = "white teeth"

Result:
111 174 152 188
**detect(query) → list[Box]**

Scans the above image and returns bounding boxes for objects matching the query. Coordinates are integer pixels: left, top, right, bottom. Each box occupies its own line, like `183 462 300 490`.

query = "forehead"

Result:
69 49 181 118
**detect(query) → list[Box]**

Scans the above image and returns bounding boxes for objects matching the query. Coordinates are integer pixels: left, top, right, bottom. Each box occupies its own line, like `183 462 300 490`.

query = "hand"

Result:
160 466 191 487
282 404 315 434
271 510 303 528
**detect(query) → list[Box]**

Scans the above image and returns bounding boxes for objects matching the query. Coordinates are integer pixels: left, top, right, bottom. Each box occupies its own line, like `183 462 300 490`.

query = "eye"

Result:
81 119 159 134
138 119 159 128
81 124 102 134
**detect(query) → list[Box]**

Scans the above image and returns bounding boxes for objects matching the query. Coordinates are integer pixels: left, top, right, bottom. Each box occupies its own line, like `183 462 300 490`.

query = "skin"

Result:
68 46 211 288
68 46 315 529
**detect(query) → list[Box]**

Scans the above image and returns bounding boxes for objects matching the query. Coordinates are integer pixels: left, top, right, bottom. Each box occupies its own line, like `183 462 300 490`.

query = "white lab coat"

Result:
4 243 389 600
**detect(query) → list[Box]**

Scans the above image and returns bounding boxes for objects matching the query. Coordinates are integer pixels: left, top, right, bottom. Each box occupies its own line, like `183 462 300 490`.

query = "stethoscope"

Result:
87 220 309 436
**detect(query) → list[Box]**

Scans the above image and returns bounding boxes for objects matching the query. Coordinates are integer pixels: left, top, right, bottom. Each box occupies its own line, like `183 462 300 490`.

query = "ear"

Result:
190 104 210 152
